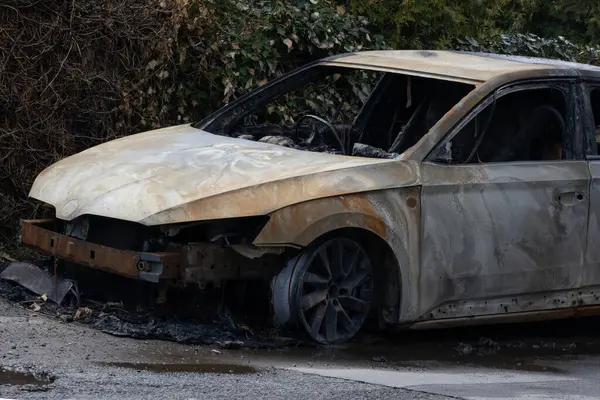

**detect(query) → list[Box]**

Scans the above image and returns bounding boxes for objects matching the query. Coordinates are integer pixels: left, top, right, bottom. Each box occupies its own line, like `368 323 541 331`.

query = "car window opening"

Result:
589 88 600 153
430 87 569 164
200 67 474 159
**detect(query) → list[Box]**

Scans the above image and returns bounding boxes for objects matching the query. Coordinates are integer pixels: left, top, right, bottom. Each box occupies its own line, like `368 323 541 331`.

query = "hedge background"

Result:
1 0 599 244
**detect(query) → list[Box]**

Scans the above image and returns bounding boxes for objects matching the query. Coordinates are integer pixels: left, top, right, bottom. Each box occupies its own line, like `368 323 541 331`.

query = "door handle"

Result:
555 191 586 206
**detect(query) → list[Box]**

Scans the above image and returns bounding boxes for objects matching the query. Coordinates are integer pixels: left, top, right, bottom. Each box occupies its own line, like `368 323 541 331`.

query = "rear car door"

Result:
418 80 590 321
580 81 600 302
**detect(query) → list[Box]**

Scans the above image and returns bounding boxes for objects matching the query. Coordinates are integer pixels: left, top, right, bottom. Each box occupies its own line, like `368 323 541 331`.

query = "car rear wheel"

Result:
289 237 373 344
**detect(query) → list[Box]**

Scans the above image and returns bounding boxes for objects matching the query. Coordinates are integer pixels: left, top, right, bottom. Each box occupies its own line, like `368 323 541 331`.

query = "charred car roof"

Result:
322 50 600 83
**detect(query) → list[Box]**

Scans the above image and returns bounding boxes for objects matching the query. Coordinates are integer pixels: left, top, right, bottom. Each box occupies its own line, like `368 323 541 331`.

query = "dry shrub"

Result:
0 0 187 238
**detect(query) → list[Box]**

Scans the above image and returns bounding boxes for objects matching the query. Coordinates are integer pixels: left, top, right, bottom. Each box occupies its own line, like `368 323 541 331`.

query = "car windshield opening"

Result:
197 66 474 159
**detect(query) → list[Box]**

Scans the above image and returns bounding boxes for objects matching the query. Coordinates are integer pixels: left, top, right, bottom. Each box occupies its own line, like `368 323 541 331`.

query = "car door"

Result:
417 80 590 321
581 81 600 302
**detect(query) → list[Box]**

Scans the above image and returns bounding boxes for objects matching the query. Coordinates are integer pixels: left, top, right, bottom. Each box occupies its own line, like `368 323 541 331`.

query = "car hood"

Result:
30 124 419 225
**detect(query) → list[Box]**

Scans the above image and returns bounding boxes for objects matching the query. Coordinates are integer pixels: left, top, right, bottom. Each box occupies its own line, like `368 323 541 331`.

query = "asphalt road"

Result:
1 297 600 399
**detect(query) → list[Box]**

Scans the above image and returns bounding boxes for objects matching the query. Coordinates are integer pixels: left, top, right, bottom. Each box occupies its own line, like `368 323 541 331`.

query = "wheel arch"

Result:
261 189 421 327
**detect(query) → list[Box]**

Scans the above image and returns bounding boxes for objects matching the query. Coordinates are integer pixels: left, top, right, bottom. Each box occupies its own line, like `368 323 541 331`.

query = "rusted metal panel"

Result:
407 304 600 330
254 189 419 246
21 220 180 281
144 160 421 225
405 284 600 330
28 126 421 225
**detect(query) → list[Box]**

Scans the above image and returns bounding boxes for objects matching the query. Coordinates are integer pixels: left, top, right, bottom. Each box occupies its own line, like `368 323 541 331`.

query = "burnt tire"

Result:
288 237 373 344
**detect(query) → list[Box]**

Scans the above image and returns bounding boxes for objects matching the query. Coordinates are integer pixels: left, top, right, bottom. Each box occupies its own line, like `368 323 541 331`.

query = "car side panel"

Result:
419 161 589 321
583 162 600 297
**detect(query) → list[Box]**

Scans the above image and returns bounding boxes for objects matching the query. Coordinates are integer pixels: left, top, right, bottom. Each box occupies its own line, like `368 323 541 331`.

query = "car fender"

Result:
255 188 422 323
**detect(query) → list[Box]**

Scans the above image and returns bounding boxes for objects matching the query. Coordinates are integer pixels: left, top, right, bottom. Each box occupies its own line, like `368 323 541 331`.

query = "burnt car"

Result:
22 50 600 344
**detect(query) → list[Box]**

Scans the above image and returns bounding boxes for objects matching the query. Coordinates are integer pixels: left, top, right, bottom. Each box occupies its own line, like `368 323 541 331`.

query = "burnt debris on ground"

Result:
0 262 304 349
4 261 600 356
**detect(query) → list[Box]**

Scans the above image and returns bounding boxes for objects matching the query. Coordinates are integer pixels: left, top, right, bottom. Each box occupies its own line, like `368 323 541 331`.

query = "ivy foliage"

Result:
347 0 512 49
132 0 387 131
347 0 600 51
456 34 600 64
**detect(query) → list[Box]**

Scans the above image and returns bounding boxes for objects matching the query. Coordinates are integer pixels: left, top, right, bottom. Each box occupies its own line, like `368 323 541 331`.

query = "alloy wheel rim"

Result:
295 238 373 344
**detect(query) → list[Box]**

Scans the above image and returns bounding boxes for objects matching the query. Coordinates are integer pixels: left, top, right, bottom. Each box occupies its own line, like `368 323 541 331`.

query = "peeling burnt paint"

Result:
28 127 393 224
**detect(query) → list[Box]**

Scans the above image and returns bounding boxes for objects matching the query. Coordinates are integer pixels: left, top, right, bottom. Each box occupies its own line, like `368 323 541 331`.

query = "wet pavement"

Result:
1 294 600 399
97 361 258 374
0 297 442 400
0 367 53 387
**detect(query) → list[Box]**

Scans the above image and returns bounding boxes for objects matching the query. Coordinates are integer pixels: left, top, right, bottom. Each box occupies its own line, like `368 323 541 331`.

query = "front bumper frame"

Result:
21 219 180 283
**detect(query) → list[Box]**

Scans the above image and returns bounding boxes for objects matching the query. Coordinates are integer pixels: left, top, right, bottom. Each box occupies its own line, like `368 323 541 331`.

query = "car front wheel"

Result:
287 237 373 344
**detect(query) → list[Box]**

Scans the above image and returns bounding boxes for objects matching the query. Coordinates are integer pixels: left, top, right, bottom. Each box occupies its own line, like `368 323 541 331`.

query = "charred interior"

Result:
591 88 600 152
429 84 574 163
197 66 474 158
